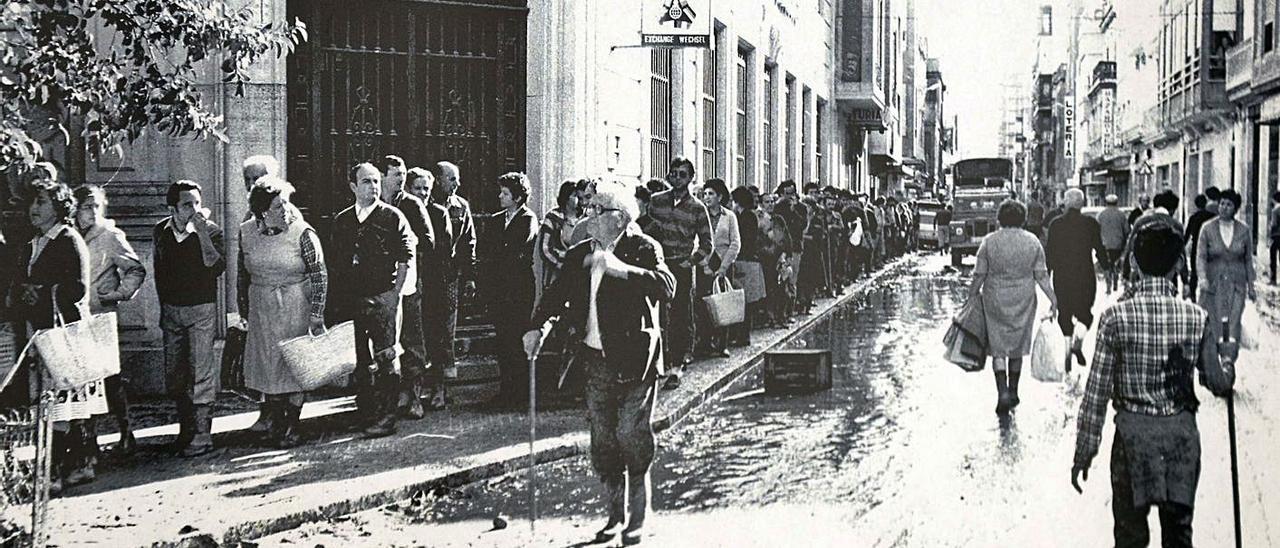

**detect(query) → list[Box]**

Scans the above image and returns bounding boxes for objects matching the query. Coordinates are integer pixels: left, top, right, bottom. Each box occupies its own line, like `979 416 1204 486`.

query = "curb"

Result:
156 255 916 548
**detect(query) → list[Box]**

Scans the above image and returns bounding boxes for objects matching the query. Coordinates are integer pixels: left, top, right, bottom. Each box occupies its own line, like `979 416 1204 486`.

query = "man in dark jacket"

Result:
1045 188 1108 371
1183 192 1217 296
406 167 454 409
430 161 477 380
329 162 416 437
524 180 676 546
381 155 435 419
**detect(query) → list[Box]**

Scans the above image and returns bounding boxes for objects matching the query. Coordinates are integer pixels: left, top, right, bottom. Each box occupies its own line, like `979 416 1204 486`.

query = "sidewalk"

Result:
45 257 916 548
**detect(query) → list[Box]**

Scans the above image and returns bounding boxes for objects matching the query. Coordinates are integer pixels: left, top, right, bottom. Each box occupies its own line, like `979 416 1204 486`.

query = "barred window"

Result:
702 43 719 179
651 49 674 179
735 49 749 186
763 67 775 190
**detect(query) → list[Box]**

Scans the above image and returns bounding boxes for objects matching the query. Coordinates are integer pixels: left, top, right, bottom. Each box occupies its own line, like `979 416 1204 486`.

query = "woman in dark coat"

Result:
489 172 539 405
8 180 102 490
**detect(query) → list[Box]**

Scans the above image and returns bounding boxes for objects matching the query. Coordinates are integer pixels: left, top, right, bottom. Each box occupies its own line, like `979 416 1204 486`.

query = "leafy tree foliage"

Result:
0 0 307 172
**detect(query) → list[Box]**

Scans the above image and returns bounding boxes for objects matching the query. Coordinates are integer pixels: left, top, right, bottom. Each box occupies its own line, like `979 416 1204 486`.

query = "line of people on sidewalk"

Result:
0 155 929 495
629 157 923 390
962 184 1258 547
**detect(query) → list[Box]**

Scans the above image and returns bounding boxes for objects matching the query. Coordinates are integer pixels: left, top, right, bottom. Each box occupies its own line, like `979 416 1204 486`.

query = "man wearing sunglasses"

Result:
525 180 676 545
642 157 713 389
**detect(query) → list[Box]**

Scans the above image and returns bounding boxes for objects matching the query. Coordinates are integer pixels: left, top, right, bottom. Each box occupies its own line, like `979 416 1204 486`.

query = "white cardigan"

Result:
708 206 741 273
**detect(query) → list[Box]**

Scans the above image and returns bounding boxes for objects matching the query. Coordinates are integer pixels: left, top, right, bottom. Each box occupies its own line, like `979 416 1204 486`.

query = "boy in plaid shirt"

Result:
1072 224 1236 548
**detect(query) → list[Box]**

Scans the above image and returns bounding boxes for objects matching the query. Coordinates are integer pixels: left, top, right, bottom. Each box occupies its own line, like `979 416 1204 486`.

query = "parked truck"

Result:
947 158 1013 267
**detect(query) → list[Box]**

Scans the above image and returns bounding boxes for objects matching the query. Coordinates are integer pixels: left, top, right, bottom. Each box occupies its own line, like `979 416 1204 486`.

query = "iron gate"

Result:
286 0 528 225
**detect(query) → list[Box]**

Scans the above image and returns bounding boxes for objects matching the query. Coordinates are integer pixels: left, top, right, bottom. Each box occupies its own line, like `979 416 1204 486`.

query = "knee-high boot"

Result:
1007 368 1022 408
994 370 1011 414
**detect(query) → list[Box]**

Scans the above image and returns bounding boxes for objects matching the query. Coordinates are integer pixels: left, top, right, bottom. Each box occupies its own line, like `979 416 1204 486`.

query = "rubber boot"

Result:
994 370 1011 414
1007 368 1022 409
595 475 626 542
180 404 214 457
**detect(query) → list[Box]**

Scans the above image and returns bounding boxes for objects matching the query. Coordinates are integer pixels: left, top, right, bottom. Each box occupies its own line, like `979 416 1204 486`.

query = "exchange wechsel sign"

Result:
642 0 712 48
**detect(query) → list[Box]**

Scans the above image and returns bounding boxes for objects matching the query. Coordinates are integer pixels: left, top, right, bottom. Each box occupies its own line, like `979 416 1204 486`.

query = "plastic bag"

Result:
1240 302 1262 351
1030 318 1066 382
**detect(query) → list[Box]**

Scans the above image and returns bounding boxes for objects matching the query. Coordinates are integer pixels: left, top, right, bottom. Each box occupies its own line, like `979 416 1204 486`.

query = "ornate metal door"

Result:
287 0 527 227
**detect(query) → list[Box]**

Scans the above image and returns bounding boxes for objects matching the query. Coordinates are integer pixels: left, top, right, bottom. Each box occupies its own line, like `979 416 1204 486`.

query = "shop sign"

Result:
642 0 712 48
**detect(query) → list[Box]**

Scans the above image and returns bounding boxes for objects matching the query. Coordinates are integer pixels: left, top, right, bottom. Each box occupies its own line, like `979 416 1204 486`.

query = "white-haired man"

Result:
524 180 676 546
1045 188 1109 372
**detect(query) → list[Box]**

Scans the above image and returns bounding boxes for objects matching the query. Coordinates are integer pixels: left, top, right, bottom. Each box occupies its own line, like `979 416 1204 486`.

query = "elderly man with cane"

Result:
523 180 676 546
1071 223 1236 548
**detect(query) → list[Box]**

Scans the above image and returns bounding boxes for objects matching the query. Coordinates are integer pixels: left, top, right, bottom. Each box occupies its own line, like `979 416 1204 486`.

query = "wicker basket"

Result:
31 312 120 392
278 321 357 391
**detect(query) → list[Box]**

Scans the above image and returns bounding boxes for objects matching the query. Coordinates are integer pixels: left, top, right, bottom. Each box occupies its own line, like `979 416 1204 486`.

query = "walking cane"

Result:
527 353 539 535
1221 318 1243 548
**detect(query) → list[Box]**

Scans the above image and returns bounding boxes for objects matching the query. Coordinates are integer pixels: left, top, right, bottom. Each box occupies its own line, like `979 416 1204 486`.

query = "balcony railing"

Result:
1090 61 1117 95
1226 37 1253 94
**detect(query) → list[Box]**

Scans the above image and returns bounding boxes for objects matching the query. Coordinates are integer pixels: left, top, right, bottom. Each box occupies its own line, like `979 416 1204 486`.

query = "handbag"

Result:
731 261 767 304
219 323 250 397
30 289 120 391
701 275 745 327
278 321 358 391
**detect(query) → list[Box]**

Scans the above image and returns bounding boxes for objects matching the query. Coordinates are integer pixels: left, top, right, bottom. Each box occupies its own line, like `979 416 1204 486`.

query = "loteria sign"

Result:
642 0 712 47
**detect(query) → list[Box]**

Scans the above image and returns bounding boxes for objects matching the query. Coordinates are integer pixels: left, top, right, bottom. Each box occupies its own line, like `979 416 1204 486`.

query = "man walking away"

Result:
328 162 416 437
1096 194 1128 294
430 161 477 381
1045 188 1109 369
154 181 225 457
524 180 676 546
1072 223 1235 548
382 155 435 419
1184 193 1216 297
643 157 712 390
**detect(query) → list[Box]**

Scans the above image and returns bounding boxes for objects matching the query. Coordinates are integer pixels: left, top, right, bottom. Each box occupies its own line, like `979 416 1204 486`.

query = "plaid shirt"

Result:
643 189 713 266
1073 277 1233 465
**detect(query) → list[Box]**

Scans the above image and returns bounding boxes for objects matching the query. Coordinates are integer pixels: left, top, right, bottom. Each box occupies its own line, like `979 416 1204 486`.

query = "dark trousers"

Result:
398 290 428 388
582 347 657 531
421 278 451 389
1111 430 1195 548
493 286 535 400
350 290 403 417
660 264 696 371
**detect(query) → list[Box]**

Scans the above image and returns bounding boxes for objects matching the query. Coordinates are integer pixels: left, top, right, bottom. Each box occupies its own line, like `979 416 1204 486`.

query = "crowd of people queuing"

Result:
0 154 929 496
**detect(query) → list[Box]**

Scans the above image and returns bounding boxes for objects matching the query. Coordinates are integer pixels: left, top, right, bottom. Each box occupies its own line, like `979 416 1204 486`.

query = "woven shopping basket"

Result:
278 321 357 391
701 275 745 327
31 311 120 392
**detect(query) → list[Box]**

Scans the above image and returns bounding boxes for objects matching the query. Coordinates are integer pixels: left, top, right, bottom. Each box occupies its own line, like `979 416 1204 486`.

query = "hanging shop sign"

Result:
642 0 712 47
1062 99 1075 159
